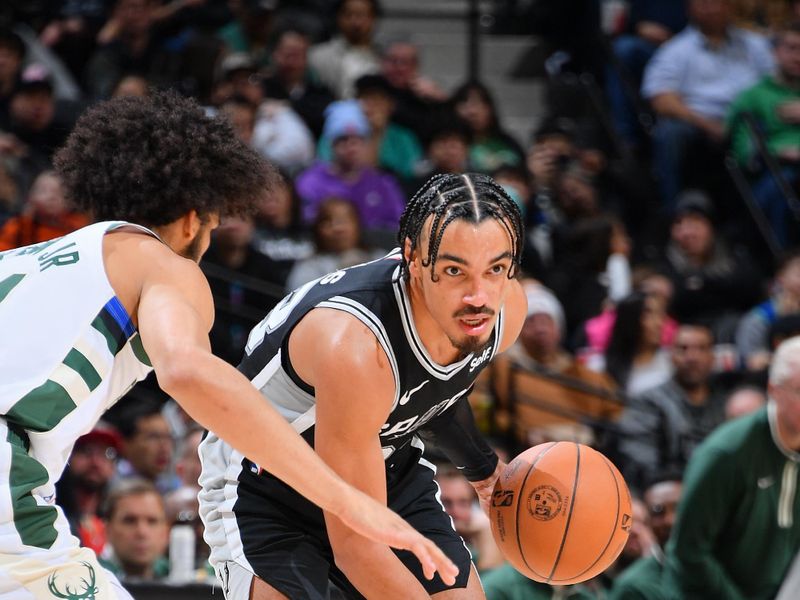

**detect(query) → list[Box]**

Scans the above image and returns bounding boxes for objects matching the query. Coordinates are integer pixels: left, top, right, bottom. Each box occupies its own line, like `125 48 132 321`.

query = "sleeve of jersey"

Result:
417 394 499 482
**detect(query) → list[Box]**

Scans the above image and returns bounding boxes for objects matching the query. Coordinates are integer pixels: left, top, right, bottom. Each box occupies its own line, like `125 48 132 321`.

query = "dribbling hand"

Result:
470 460 507 517
338 488 459 585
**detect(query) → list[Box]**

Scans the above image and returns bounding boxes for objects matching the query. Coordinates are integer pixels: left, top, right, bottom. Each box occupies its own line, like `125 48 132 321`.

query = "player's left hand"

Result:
470 460 506 517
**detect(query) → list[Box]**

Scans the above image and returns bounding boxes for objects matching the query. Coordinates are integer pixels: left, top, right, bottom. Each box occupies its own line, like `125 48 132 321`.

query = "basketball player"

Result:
0 92 456 599
199 173 528 599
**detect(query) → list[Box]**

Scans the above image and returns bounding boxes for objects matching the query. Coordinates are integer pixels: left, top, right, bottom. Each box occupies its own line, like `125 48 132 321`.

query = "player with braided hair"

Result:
199 172 528 598
0 92 456 598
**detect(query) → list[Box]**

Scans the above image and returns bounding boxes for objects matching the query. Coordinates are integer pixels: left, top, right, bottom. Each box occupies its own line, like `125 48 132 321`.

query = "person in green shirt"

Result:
727 21 800 249
663 335 800 599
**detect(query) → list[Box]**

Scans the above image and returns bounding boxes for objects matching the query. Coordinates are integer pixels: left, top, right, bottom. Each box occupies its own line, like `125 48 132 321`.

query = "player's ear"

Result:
180 210 202 241
404 237 421 278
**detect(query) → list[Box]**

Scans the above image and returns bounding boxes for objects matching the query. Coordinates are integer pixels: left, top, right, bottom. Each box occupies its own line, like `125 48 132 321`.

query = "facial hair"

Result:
180 230 205 262
450 305 496 357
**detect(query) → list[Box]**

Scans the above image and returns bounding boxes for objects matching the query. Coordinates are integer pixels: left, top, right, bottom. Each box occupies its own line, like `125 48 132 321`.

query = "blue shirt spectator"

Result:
642 25 774 121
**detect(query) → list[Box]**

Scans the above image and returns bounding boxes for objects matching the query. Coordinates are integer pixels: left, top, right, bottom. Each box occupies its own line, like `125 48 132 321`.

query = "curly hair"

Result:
54 90 277 227
397 173 523 282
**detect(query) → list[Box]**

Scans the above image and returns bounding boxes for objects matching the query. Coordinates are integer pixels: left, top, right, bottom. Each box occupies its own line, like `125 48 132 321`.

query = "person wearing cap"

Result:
308 0 381 98
657 189 763 340
317 74 423 181
474 281 621 451
296 99 406 233
57 423 122 556
7 64 70 162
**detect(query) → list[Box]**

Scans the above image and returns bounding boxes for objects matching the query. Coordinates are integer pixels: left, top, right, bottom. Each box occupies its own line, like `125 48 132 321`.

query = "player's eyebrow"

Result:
438 251 512 266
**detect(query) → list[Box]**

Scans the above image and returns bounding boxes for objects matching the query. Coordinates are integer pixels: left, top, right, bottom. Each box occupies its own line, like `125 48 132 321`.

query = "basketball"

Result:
489 442 632 585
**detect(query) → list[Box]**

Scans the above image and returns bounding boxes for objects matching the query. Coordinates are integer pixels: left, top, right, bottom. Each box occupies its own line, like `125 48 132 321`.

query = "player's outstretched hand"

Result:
338 488 459 585
470 460 507 517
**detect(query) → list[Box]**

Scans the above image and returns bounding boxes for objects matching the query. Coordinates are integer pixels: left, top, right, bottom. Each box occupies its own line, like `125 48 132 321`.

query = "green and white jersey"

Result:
0 221 154 555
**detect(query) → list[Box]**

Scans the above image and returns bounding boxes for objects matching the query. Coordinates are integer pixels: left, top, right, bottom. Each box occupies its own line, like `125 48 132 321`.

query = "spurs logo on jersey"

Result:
234 249 504 460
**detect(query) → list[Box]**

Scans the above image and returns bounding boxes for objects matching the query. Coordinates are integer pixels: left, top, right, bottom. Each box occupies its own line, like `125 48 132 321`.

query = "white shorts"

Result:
0 545 133 599
215 560 255 600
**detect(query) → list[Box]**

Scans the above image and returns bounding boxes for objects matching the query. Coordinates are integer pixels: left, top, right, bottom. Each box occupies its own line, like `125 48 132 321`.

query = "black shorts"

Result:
232 445 472 599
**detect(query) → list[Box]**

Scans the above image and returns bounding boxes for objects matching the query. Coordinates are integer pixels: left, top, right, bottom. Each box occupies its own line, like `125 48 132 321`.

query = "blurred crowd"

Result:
4 0 800 597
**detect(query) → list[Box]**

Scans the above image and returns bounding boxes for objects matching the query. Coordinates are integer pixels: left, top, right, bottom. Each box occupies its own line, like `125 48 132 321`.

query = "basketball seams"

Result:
546 442 581 583
551 453 623 583
514 441 557 580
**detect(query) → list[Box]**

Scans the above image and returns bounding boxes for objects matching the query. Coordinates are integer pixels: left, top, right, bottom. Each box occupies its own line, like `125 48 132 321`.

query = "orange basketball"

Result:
489 442 632 585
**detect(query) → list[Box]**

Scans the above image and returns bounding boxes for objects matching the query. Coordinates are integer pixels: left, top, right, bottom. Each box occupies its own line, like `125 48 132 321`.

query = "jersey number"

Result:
244 270 347 355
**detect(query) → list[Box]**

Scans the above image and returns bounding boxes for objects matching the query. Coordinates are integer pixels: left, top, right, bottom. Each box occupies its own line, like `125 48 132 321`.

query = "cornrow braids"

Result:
397 173 523 282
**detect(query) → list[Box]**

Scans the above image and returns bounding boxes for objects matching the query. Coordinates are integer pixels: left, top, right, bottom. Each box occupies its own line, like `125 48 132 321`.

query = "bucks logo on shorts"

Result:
47 561 98 599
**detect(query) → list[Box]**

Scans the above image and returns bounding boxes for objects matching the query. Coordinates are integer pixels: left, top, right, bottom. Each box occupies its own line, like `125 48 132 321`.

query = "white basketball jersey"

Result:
0 221 154 554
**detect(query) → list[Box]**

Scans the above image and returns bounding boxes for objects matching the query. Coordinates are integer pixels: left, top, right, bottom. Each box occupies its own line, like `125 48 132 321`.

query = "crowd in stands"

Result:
4 0 800 596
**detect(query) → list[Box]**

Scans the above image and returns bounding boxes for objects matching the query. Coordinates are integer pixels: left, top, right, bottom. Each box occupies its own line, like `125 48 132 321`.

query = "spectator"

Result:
319 74 423 181
261 27 335 138
111 73 149 97
285 196 383 290
203 214 282 362
609 477 683 600
84 0 164 100
58 422 121 556
736 250 800 372
664 336 800 598
617 323 728 493
601 292 674 397
216 0 276 68
379 37 447 142
296 100 405 232
724 384 767 420
642 0 774 208
0 28 25 129
410 118 471 195
101 479 170 582
308 0 381 98
435 467 504 574
219 95 256 145
114 400 180 494
251 170 314 289
658 189 763 342
6 64 72 164
550 214 631 340
479 282 621 451
580 267 679 367
0 170 88 251
728 21 800 249
605 0 688 148
451 81 525 174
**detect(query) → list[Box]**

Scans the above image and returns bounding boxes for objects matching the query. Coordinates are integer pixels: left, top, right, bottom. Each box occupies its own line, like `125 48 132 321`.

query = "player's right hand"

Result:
337 489 459 585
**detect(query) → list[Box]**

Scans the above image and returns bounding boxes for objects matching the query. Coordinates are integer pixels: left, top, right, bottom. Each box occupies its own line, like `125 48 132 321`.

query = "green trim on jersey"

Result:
63 348 102 391
6 380 76 432
0 273 25 303
90 314 123 356
130 333 152 367
6 426 58 549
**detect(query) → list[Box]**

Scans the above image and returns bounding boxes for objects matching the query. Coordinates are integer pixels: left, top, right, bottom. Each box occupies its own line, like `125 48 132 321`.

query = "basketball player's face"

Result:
414 217 515 355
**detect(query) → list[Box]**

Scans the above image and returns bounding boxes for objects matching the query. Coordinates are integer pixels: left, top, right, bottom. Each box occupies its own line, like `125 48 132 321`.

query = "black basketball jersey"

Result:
238 249 504 462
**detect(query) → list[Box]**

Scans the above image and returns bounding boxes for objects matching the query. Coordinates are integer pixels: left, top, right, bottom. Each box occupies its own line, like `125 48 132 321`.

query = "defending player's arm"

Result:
134 250 457 586
290 307 432 599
